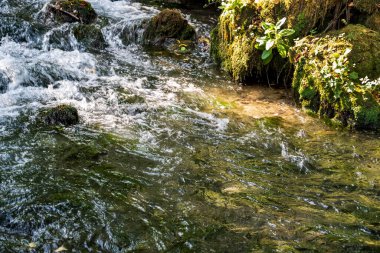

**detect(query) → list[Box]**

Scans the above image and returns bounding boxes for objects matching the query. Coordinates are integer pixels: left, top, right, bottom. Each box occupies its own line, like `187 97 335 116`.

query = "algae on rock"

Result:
290 25 380 130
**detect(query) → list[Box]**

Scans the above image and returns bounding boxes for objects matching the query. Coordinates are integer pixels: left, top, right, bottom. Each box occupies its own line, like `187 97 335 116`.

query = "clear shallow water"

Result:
0 0 379 252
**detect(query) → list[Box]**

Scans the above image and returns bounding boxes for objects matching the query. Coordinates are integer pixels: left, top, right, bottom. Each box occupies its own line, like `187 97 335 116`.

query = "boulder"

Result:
42 104 80 126
143 9 196 46
290 25 380 130
48 0 97 24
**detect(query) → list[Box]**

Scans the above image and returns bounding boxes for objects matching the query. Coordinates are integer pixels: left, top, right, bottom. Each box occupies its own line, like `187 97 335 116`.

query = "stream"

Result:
0 0 379 252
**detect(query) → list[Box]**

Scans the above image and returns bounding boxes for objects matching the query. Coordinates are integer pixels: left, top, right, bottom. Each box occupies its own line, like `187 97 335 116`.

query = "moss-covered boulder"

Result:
48 0 97 24
290 25 380 130
143 9 196 46
73 24 106 50
42 104 80 126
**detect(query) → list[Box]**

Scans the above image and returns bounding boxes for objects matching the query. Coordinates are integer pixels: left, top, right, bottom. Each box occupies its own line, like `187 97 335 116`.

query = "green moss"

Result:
143 9 196 45
290 25 380 130
50 0 97 24
211 0 379 83
210 0 345 83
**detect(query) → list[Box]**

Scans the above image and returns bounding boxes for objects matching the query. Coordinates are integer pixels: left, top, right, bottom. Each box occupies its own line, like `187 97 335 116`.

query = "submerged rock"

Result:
143 9 196 46
48 0 97 24
290 25 380 130
42 104 80 126
73 24 106 50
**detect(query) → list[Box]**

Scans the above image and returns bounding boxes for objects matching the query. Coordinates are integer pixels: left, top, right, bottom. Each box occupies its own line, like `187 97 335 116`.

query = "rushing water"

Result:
0 0 379 252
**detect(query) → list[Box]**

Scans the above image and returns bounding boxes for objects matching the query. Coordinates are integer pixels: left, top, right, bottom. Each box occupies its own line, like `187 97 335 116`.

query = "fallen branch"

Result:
48 4 81 23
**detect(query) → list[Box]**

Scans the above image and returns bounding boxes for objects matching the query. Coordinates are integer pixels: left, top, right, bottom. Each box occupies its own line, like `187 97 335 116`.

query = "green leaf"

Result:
256 36 267 46
276 17 286 29
279 29 295 37
277 43 287 58
349 71 359 80
261 49 272 60
265 39 275 50
261 22 271 30
263 53 273 65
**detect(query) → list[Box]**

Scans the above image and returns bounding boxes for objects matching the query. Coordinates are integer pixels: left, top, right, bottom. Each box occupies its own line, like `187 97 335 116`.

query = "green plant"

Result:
214 0 246 18
256 17 295 64
320 48 356 99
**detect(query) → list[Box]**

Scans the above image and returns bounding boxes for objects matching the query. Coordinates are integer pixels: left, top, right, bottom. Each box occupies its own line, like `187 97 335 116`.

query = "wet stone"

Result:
0 71 10 94
73 24 107 51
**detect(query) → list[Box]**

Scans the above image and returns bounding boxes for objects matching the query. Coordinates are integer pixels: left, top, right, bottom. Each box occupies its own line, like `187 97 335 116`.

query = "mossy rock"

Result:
48 0 97 24
42 104 80 126
290 24 380 130
73 24 106 50
143 9 196 46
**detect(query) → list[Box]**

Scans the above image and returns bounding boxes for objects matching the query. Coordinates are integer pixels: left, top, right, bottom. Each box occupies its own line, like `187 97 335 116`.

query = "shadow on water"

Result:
0 0 379 252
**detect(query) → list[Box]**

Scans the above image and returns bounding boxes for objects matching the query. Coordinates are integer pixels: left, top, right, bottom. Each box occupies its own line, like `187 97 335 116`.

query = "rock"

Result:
143 9 196 46
42 104 80 126
0 71 10 94
73 24 106 50
48 0 97 24
290 25 380 130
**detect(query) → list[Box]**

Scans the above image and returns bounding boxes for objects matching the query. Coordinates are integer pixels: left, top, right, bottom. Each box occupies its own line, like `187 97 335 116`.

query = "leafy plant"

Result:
214 0 246 17
256 17 295 64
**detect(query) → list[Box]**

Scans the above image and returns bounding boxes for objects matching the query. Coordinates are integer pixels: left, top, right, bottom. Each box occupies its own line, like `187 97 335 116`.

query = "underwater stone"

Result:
143 9 196 46
43 104 80 126
48 0 97 24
